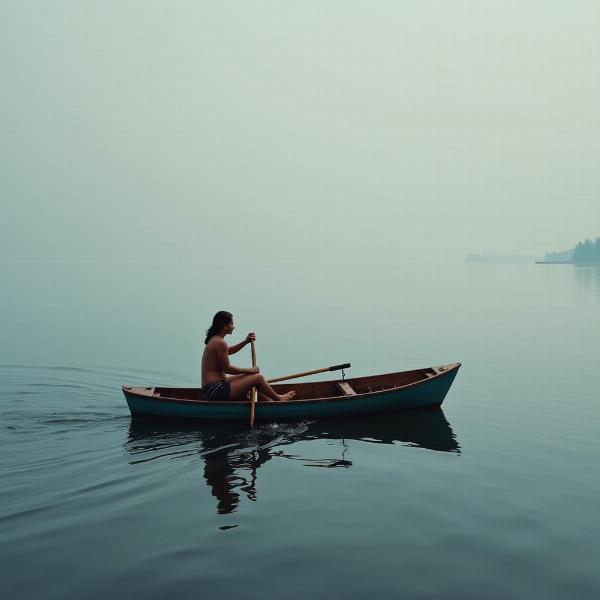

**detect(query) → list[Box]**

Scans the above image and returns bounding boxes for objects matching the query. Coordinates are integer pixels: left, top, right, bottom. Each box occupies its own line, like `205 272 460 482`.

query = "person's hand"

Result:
245 332 256 344
249 366 260 374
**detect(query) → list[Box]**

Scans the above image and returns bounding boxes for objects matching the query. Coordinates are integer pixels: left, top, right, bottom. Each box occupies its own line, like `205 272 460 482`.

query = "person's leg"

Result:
256 390 296 402
229 374 260 400
229 374 295 401
257 391 271 402
226 373 247 393
254 375 295 401
226 374 247 382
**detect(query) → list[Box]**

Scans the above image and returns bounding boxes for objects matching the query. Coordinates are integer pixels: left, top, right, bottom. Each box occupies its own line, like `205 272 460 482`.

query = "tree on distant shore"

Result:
544 248 573 262
572 237 600 264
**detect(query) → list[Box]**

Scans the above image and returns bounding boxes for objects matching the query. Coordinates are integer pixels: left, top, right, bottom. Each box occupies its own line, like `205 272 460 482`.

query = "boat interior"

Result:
125 364 457 403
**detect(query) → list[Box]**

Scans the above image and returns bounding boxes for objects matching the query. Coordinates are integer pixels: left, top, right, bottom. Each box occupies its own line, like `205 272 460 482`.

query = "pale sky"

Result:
2 0 599 262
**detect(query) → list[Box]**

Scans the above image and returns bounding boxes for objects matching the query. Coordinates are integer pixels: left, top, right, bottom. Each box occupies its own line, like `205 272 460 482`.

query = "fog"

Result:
2 1 599 264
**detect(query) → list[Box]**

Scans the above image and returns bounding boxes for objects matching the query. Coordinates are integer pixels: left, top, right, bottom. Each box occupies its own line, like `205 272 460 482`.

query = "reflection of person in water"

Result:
126 408 459 515
200 410 460 514
200 432 273 514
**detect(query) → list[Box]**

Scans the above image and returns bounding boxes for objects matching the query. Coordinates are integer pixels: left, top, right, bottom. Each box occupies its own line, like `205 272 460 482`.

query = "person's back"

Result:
201 336 227 387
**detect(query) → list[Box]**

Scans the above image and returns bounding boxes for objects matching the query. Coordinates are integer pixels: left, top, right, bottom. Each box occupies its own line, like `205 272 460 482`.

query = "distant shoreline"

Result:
535 260 600 265
465 254 534 263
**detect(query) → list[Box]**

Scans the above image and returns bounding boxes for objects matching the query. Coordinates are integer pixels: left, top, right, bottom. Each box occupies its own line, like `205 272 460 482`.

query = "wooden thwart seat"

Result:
336 381 357 396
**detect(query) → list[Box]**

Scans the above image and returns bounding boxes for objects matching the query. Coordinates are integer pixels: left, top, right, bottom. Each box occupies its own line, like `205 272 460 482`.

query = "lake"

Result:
1 258 599 599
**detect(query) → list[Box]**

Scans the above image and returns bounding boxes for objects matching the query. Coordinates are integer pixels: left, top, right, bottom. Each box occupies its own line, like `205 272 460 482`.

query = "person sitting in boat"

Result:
201 311 296 402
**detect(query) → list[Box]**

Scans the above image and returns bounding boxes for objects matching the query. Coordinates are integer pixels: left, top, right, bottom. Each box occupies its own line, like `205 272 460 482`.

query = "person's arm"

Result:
228 332 256 355
217 339 258 375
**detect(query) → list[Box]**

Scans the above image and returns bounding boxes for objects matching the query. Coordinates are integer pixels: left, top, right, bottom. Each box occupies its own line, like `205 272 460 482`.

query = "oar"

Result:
268 363 351 384
249 341 258 428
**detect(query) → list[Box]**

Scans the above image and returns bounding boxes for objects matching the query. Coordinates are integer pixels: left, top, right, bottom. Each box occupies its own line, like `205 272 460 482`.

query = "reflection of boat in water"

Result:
122 363 461 420
302 409 460 454
126 408 459 514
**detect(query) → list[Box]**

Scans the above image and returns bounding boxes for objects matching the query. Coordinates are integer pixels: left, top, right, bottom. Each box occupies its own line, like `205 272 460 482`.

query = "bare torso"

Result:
201 337 227 387
200 327 295 402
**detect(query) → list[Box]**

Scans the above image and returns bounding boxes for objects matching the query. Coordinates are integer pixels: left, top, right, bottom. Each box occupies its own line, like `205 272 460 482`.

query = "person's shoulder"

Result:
208 337 227 349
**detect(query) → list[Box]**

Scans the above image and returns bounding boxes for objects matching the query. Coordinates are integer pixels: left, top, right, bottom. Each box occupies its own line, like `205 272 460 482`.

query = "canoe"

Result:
122 362 461 421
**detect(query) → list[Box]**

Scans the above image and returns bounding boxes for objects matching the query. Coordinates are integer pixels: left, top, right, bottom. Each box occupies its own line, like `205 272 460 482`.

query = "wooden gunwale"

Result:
122 363 461 406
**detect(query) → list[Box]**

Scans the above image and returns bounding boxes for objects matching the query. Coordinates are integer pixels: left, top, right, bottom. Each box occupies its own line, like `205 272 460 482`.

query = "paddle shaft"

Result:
249 341 257 428
268 363 351 384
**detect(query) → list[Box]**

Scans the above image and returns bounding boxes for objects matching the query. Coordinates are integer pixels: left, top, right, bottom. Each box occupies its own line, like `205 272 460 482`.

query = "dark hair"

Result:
205 311 233 344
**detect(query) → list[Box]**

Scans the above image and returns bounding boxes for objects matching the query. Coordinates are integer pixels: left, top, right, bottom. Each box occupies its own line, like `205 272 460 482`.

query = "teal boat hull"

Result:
122 363 461 421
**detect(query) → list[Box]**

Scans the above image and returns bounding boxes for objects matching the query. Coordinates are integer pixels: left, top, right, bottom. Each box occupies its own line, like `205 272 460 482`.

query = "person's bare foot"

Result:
277 391 296 402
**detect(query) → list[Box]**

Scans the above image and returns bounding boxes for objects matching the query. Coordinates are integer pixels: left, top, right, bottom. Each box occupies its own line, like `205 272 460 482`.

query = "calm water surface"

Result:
1 259 599 599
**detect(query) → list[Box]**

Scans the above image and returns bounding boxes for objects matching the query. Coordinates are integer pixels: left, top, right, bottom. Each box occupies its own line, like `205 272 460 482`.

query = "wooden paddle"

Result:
249 341 258 428
268 363 351 384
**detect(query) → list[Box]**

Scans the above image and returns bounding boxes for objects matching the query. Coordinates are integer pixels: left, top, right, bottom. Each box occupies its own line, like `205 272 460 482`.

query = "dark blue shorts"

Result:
202 380 231 401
